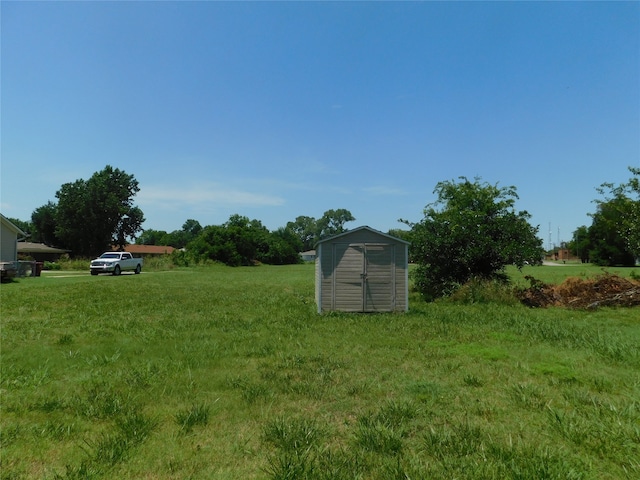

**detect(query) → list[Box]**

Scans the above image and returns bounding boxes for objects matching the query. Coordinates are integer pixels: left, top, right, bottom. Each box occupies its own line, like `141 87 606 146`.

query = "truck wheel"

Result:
91 271 98 276
113 265 121 276
135 264 141 274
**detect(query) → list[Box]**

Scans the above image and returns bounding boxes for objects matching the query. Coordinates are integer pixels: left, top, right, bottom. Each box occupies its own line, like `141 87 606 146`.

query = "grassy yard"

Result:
508 262 638 287
1 264 638 479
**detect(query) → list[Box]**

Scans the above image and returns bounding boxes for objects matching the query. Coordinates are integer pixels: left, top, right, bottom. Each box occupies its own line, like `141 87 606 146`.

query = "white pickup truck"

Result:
90 252 143 276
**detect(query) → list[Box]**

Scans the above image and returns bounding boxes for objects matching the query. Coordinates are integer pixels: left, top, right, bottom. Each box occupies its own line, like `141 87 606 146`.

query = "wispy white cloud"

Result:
284 158 338 175
362 186 408 196
305 159 334 174
137 183 285 210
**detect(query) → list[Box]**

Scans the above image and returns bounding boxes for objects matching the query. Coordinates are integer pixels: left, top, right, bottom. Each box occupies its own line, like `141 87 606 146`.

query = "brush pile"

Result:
518 274 640 309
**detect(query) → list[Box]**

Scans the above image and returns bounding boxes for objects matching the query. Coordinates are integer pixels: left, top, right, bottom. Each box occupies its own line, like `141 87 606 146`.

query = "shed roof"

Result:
18 242 69 254
315 225 410 246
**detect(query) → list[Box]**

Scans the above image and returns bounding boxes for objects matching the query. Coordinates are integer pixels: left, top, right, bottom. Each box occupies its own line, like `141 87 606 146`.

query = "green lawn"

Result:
507 262 639 287
1 264 638 479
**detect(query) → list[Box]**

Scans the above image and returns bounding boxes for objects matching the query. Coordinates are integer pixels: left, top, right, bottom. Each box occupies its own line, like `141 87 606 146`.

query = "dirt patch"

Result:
517 274 640 309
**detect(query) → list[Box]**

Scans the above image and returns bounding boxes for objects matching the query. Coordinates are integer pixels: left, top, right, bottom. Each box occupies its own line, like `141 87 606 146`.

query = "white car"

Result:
90 252 143 276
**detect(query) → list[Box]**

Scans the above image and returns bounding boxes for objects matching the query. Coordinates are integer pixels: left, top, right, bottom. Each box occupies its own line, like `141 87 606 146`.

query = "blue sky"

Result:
2 1 638 248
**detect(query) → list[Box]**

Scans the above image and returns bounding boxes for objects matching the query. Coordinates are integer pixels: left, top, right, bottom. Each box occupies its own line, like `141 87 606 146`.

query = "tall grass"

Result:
507 263 639 286
1 264 638 479
38 254 177 272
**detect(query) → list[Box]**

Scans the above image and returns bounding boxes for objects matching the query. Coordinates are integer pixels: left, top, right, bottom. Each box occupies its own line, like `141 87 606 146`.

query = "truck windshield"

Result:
99 253 120 259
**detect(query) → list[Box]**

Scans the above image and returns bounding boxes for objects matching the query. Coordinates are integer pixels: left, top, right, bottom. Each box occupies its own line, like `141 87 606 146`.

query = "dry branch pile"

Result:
518 274 640 309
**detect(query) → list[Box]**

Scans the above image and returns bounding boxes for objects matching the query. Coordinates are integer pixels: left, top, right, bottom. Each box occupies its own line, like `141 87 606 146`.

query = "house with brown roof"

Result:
18 242 70 262
115 244 176 256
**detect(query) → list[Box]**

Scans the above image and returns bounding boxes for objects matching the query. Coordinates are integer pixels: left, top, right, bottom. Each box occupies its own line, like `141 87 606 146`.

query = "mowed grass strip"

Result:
1 264 638 479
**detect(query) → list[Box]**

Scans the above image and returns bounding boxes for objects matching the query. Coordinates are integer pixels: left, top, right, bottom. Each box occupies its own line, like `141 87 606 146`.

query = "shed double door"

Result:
333 243 395 312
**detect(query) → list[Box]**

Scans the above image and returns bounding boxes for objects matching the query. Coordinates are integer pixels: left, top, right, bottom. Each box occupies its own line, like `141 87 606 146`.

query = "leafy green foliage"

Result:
586 166 640 265
135 228 170 246
570 225 591 263
183 214 301 266
136 219 202 249
627 167 640 255
408 177 544 300
285 215 317 251
285 209 355 250
588 197 636 266
315 208 355 239
141 216 302 266
33 165 144 256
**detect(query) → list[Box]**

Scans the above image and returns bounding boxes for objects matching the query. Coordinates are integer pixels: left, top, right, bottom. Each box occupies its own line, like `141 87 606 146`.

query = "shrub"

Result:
447 278 519 305
407 177 544 300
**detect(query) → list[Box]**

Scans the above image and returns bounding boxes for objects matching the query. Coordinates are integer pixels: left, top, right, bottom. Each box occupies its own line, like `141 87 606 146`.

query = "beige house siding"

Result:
1 214 25 264
315 226 409 313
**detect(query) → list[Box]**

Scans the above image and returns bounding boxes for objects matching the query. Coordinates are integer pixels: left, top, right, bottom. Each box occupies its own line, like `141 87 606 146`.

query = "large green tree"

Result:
407 177 544 300
285 209 355 250
627 167 640 256
285 215 318 251
53 166 144 256
570 225 591 263
316 208 355 239
593 167 640 261
31 202 59 245
588 197 636 266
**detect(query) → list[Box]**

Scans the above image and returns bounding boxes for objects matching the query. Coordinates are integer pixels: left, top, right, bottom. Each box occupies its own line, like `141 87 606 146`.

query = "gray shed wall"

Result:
315 228 408 313
1 222 19 264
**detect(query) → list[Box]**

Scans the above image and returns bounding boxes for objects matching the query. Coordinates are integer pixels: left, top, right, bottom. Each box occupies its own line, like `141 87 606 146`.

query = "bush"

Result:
57 255 90 271
142 255 174 271
446 278 519 305
408 178 544 301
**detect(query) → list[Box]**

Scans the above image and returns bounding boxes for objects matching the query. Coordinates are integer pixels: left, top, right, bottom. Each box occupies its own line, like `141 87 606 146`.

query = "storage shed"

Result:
315 226 409 313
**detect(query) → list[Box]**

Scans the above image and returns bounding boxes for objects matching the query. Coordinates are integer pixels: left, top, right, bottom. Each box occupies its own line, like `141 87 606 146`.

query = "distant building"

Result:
18 242 70 262
299 250 316 262
545 248 578 262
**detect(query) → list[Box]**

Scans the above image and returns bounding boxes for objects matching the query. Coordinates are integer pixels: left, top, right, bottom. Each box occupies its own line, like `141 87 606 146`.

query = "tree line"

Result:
136 208 355 253
11 165 356 266
567 167 640 267
9 165 639 300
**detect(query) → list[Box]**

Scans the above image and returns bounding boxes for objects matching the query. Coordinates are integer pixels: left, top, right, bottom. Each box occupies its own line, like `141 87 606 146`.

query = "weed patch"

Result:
175 403 211 433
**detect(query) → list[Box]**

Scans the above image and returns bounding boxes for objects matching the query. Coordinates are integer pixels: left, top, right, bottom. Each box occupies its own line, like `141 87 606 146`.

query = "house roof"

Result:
18 242 69 254
315 225 411 246
118 244 175 255
1 213 26 237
